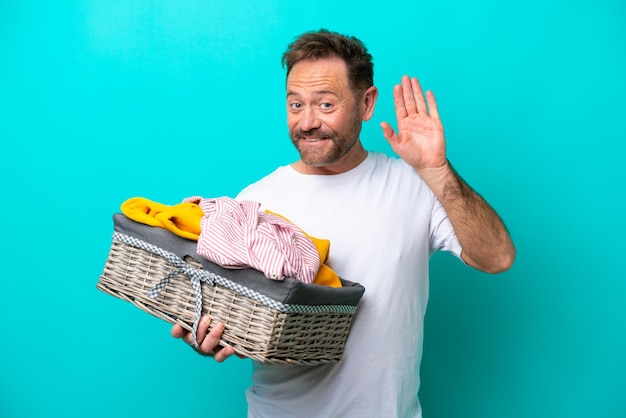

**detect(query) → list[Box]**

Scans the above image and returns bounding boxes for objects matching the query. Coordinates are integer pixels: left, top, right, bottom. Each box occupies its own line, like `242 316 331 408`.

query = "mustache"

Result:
292 128 334 139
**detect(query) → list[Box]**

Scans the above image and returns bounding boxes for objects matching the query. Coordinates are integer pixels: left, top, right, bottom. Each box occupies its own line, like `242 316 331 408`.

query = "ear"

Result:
361 86 378 121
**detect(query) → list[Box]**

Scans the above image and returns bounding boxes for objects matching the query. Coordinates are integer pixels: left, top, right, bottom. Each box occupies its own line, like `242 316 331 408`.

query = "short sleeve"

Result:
429 196 463 260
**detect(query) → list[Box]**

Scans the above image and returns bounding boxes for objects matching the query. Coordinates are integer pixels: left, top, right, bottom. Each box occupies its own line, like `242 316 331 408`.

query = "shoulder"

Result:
368 152 436 203
369 152 420 177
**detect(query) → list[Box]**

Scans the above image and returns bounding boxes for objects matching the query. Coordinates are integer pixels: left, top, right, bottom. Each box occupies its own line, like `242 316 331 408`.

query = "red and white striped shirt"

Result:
183 196 320 283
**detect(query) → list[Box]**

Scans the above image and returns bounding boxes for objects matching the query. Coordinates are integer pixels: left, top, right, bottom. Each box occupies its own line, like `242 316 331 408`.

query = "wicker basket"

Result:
97 214 365 365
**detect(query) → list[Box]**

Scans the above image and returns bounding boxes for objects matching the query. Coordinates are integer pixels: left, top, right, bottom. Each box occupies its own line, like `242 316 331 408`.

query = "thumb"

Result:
380 121 397 144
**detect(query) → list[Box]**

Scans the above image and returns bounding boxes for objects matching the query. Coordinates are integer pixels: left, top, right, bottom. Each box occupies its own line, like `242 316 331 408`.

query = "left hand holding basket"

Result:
170 316 236 362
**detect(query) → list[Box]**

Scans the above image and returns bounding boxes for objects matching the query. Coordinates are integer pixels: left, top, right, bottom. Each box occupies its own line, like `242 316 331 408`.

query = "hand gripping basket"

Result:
97 213 365 365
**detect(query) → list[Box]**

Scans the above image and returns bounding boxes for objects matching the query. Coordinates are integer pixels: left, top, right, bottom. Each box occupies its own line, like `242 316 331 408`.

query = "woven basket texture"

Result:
97 239 355 365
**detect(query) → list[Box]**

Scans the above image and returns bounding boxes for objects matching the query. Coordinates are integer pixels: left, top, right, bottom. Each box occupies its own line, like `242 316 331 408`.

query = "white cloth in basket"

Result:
183 196 320 283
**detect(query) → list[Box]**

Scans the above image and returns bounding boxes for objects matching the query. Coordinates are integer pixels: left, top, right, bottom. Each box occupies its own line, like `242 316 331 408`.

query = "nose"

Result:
299 107 321 132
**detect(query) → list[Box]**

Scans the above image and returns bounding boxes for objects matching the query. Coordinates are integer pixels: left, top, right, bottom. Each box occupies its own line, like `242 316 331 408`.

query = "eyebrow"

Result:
287 89 339 98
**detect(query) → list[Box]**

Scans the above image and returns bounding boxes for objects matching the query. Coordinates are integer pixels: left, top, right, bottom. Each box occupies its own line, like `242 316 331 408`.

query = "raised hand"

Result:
380 75 447 173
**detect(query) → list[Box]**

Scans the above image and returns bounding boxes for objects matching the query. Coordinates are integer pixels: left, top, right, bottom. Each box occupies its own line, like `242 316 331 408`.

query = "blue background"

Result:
1 1 624 417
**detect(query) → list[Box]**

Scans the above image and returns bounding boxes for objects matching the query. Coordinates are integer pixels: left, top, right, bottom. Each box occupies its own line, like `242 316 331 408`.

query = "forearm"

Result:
419 162 516 273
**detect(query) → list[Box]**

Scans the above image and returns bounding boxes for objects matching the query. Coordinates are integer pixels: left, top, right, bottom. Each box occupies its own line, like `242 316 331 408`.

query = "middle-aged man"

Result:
172 29 516 417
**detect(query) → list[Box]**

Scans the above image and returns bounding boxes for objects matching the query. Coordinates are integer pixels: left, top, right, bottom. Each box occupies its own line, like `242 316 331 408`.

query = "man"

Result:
172 29 515 417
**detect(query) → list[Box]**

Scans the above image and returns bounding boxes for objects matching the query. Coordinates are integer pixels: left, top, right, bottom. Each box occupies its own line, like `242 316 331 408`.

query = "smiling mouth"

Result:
301 136 331 142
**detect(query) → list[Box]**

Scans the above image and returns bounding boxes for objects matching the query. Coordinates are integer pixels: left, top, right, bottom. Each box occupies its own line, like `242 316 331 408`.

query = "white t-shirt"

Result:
236 151 462 418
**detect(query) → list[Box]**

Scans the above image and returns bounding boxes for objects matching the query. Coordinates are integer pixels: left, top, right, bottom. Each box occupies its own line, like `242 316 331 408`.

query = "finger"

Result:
199 322 225 354
401 75 418 115
380 122 398 144
194 315 211 343
182 330 195 346
214 345 236 363
426 90 440 120
180 316 211 346
411 77 428 115
170 324 187 339
393 84 408 120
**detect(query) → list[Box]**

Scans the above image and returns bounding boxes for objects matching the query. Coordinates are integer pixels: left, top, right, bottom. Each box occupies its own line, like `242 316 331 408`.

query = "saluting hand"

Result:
380 75 447 174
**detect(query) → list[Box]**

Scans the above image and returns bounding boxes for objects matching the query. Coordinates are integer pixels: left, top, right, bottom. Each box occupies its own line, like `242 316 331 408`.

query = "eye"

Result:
289 102 302 111
320 102 333 110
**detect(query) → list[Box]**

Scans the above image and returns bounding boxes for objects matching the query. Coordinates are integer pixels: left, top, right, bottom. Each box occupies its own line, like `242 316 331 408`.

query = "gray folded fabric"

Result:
112 213 365 306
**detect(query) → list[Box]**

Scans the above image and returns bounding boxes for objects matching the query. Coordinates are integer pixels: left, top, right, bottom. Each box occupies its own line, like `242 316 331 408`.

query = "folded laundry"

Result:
184 196 320 284
265 210 341 288
120 196 341 287
121 197 203 241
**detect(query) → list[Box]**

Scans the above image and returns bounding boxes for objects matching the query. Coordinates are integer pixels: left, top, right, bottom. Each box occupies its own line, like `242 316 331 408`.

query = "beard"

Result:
289 110 363 167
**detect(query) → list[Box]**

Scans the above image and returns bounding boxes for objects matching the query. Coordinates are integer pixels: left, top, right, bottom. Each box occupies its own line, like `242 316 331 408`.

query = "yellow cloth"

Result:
120 197 342 287
265 210 342 288
121 197 203 241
